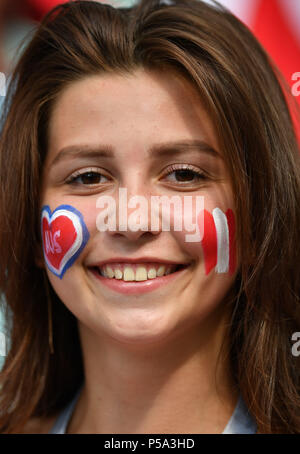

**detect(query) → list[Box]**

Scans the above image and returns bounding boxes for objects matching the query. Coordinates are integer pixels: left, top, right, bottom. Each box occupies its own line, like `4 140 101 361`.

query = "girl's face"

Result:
40 68 238 347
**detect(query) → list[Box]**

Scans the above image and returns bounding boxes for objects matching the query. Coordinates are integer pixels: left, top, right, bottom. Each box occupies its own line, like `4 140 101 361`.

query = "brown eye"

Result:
173 169 197 182
66 170 110 186
164 166 206 184
79 172 104 185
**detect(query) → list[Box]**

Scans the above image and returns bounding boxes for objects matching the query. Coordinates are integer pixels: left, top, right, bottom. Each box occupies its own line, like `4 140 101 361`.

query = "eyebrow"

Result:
49 139 220 168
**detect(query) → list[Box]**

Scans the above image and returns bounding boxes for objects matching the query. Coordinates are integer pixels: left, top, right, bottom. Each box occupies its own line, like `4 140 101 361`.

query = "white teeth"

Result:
98 263 178 281
135 266 148 281
114 269 123 280
147 268 157 279
106 266 114 278
123 267 135 281
157 266 165 277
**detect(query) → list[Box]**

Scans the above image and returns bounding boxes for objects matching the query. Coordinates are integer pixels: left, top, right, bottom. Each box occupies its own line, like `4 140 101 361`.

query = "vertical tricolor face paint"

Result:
199 208 236 275
41 205 90 279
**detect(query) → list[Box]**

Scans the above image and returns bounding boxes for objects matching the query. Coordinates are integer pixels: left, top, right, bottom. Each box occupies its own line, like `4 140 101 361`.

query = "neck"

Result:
68 306 238 434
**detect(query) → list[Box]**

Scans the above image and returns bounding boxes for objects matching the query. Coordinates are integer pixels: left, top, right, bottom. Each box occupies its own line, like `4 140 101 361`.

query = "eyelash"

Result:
163 164 207 184
65 168 109 185
65 164 207 186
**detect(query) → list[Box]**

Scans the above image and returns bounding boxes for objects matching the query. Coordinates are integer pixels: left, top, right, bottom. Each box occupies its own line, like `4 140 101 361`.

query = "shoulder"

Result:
20 414 59 434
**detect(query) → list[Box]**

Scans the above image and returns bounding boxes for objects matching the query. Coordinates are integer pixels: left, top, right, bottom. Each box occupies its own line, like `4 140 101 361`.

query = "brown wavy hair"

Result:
0 0 299 433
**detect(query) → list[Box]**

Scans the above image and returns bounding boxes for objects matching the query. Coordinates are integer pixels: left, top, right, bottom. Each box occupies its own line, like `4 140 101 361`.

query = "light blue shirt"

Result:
48 387 257 434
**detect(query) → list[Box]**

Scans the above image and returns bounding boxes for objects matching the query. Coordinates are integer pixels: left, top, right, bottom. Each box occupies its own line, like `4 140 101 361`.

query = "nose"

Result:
109 219 160 242
97 185 162 243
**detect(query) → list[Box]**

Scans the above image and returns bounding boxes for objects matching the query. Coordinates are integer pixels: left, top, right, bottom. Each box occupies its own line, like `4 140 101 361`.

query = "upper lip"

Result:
89 257 191 267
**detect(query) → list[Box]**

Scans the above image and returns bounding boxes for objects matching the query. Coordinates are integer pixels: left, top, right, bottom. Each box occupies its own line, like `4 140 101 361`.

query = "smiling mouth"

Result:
89 263 190 282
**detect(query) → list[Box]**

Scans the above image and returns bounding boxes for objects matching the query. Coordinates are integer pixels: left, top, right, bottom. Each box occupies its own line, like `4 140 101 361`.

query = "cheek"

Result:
41 204 91 279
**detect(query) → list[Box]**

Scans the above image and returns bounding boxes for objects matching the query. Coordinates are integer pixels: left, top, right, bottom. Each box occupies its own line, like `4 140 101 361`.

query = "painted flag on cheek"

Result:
199 208 236 275
41 205 90 279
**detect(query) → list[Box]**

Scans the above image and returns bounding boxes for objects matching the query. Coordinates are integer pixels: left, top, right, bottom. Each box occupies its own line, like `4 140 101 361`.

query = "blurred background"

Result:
0 0 300 368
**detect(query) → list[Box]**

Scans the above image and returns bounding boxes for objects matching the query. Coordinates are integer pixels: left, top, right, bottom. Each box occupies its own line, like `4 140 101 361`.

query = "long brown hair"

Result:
0 0 299 433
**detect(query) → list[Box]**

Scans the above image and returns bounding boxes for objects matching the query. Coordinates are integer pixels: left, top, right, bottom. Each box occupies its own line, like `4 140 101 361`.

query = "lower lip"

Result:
88 266 190 295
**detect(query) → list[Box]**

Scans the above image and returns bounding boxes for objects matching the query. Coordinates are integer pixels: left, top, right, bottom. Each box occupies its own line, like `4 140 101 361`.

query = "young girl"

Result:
0 0 299 434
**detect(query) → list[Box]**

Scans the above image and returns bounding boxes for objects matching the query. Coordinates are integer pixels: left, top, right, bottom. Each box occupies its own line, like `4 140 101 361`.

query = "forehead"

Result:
47 67 219 158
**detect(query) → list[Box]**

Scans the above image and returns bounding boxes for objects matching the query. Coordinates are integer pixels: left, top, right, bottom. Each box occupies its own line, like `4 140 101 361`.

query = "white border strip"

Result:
213 207 229 273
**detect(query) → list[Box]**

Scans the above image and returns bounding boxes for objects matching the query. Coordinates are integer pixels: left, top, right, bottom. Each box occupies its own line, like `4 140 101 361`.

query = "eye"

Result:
162 164 207 184
66 169 110 186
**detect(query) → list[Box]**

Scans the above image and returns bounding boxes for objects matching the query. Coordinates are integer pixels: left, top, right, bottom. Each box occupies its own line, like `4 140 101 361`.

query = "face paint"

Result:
41 205 90 279
199 208 236 275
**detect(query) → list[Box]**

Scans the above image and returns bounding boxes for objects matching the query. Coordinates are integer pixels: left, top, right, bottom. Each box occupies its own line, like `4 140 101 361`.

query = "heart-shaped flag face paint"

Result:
198 208 236 275
41 205 90 279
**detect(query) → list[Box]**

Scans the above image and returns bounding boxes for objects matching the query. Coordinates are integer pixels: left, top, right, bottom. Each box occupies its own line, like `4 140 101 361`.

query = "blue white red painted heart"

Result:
41 205 90 279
